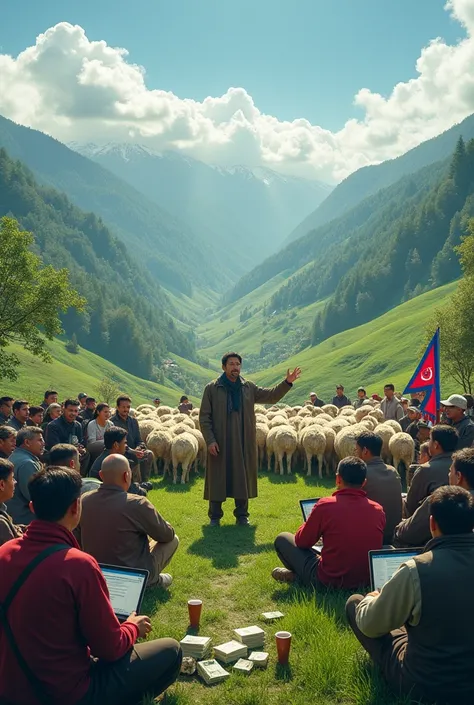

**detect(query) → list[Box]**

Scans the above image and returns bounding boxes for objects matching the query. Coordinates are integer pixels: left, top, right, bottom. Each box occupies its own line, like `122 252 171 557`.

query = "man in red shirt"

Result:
272 457 385 589
0 467 182 705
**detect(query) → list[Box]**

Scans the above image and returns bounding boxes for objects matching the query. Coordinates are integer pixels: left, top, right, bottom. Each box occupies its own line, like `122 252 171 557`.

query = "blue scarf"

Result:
220 373 242 413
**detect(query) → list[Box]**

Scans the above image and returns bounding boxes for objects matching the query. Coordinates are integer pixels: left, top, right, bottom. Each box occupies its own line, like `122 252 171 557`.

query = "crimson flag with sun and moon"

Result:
403 329 441 422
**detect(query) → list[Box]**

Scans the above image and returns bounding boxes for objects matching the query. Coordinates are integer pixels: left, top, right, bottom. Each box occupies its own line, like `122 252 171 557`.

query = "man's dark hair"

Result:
48 443 79 467
85 397 96 404
0 458 14 482
337 456 367 487
116 395 132 406
104 426 127 450
430 424 458 453
0 426 16 441
29 467 82 522
63 398 80 409
16 427 42 446
384 384 395 392
12 400 28 413
29 406 44 417
180 395 189 403
464 394 473 410
221 352 242 366
452 448 474 489
356 431 383 457
0 396 14 406
410 398 421 408
430 485 474 535
44 390 58 400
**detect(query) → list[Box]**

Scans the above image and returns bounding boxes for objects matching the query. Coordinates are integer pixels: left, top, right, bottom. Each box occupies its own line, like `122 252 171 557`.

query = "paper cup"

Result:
275 631 292 665
187 599 202 628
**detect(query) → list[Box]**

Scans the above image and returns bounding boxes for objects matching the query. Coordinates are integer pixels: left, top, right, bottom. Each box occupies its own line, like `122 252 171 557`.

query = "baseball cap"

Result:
440 394 468 410
78 392 87 400
336 385 344 390
357 387 366 393
310 392 317 396
418 421 431 429
407 406 421 414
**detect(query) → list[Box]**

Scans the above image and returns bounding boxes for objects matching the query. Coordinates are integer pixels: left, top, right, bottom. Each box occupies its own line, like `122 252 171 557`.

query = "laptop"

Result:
368 548 423 592
299 498 323 554
99 564 149 622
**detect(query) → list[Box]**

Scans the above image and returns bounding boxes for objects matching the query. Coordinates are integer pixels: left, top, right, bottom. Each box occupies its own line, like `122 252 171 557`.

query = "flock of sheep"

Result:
131 400 416 483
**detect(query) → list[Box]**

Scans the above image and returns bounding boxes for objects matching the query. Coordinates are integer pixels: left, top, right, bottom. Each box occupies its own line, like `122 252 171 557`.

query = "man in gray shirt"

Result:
6 427 44 524
380 384 403 422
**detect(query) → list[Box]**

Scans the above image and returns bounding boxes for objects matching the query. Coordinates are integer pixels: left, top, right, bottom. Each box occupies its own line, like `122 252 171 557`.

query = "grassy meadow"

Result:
141 470 414 705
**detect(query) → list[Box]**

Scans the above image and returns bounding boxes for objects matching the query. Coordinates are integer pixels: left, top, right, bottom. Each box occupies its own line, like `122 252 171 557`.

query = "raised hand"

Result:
286 367 302 384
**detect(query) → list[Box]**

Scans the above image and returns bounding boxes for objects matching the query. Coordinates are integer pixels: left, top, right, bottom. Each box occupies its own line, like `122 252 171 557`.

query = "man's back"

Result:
448 416 474 450
295 489 385 588
6 447 41 525
364 458 402 544
405 453 452 516
0 521 136 705
80 485 174 573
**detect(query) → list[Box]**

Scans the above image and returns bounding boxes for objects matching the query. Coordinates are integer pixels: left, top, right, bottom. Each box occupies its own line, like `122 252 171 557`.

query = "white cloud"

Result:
1 1 474 182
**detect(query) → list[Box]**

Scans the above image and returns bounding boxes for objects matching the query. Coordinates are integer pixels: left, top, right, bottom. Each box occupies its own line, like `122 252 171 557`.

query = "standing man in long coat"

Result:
199 352 301 526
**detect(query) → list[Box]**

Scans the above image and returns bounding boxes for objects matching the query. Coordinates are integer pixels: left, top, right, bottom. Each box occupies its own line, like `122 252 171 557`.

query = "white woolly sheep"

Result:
171 432 199 484
301 425 327 478
322 426 337 475
338 407 356 418
355 406 372 422
374 424 396 463
327 418 351 435
138 418 161 443
334 424 366 460
146 428 172 475
158 413 173 424
256 424 268 469
383 420 403 434
274 426 298 475
321 404 338 418
155 405 172 417
136 404 155 413
266 427 281 473
389 432 415 475
297 408 312 418
268 415 289 429
368 408 384 423
255 413 268 425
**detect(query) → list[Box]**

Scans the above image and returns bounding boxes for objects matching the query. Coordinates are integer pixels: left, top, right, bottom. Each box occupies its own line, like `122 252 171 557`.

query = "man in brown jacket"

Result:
79 454 178 588
346 484 474 704
355 431 402 544
199 352 301 526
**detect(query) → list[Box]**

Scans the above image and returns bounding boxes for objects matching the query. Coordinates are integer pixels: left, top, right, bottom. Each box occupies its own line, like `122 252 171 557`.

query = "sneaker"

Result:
140 482 153 491
209 518 220 527
236 517 250 526
271 567 296 583
158 573 173 589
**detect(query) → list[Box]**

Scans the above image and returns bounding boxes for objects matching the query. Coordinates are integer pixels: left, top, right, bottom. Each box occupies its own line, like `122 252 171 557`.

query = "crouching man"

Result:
0 467 181 705
346 485 474 705
272 457 385 588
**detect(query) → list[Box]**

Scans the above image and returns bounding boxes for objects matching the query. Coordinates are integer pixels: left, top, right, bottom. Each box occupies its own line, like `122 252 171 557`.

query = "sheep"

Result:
170 432 199 484
266 427 281 473
174 416 195 430
368 408 385 423
383 420 403 434
327 418 351 435
255 404 267 414
301 425 327 478
355 406 372 422
297 408 313 418
268 415 288 429
338 407 356 417
255 413 268 425
334 424 366 460
181 428 207 471
389 432 415 476
360 416 378 430
312 407 325 416
321 404 338 418
156 405 173 417
274 426 298 475
159 414 173 424
288 416 304 431
146 428 172 475
138 418 161 443
267 410 287 421
129 408 138 418
256 424 268 469
322 426 337 475
374 424 396 464
136 404 155 413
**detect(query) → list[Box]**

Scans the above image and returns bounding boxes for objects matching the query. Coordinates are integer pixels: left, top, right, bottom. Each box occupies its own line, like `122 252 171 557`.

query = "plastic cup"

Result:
275 631 292 665
187 599 202 628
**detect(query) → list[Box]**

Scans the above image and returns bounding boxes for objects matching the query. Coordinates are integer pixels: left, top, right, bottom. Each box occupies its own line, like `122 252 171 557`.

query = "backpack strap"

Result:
0 543 70 705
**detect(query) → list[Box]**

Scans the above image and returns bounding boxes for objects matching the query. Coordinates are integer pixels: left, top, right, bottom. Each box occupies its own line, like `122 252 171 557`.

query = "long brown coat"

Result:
199 376 292 502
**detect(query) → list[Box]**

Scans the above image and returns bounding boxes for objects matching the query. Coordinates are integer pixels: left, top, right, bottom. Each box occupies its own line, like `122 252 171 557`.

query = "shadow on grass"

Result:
274 662 293 681
266 472 297 484
271 583 356 629
153 470 202 493
188 524 274 569
141 584 172 616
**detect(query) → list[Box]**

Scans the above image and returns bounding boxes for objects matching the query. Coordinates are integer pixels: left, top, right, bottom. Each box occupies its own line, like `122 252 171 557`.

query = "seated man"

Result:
272 457 385 588
0 466 181 705
89 427 150 495
110 395 154 482
442 394 474 450
45 398 90 476
0 458 24 546
395 447 474 548
0 426 17 459
6 400 29 432
404 424 457 517
346 485 474 705
40 389 58 411
6 427 44 525
355 431 402 543
80 454 178 589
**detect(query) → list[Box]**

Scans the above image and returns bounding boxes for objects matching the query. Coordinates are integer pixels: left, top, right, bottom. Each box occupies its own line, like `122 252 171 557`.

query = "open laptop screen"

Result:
299 498 320 522
369 548 422 592
99 564 149 621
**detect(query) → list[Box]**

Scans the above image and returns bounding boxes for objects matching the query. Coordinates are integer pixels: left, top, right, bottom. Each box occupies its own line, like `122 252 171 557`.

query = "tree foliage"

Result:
0 217 85 380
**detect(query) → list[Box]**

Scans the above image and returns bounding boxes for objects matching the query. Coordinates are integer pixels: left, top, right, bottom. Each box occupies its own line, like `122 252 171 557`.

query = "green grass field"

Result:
140 471 413 705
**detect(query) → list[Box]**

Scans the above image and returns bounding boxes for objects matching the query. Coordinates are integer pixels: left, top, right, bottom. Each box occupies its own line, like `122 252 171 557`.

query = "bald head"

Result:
99 454 131 490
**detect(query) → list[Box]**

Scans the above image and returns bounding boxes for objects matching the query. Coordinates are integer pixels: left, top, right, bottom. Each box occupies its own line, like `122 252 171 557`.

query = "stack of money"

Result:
261 611 284 622
180 635 212 660
248 651 269 669
214 640 248 664
233 626 266 649
233 658 254 674
197 659 230 685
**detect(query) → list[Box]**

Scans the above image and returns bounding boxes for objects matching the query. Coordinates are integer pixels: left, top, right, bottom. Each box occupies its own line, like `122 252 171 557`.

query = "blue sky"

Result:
0 0 464 131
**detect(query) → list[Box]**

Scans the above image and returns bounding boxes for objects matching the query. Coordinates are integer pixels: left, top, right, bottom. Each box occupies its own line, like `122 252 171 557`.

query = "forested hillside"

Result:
287 111 474 244
0 115 230 295
0 147 195 379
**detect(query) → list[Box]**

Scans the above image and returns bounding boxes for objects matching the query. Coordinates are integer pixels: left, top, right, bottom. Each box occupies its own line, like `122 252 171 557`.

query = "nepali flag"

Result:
403 329 441 422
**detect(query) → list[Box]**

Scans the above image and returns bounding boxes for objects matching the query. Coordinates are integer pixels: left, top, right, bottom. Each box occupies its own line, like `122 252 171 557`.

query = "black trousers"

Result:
274 532 319 586
77 639 182 705
208 499 249 520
